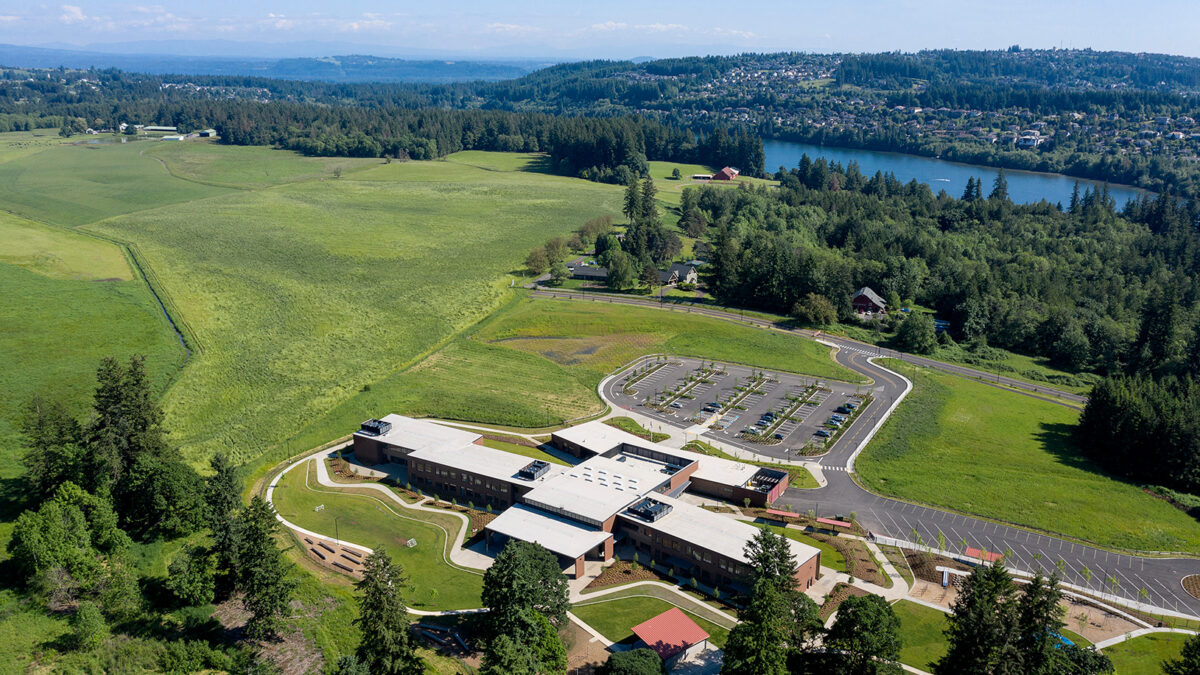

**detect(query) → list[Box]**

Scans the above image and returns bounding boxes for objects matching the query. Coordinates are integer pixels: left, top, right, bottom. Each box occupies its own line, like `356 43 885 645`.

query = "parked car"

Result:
827 419 843 427
773 433 784 440
835 406 852 414
711 402 724 409
669 402 683 409
845 401 858 409
815 429 832 437
831 414 845 422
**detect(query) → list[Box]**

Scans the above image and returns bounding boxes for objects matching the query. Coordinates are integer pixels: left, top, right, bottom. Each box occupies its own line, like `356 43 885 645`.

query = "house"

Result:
569 264 608 281
658 263 698 286
631 608 711 670
711 166 740 181
851 286 886 314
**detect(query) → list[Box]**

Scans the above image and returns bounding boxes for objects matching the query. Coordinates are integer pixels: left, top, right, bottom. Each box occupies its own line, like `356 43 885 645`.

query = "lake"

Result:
763 139 1147 207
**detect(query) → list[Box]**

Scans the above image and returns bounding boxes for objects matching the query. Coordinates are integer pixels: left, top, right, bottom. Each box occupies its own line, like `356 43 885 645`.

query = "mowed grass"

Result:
0 141 233 226
474 297 861 385
0 211 132 280
271 460 484 610
857 361 1200 552
147 142 381 189
572 595 730 647
647 161 778 206
83 153 624 466
1103 632 1188 675
767 525 846 572
891 599 950 670
0 128 70 164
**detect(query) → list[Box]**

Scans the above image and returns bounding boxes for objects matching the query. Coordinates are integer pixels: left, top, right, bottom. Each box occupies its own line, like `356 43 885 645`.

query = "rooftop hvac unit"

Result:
359 418 392 436
518 460 551 480
628 497 672 522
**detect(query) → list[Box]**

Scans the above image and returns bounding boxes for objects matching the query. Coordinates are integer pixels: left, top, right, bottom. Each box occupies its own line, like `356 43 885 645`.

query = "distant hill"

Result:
0 44 546 83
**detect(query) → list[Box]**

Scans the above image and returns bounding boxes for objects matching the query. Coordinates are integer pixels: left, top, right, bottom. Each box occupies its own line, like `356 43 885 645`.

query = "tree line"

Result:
10 356 296 671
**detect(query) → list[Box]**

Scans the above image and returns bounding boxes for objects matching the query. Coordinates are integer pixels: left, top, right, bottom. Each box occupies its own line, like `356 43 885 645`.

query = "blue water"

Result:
764 139 1147 207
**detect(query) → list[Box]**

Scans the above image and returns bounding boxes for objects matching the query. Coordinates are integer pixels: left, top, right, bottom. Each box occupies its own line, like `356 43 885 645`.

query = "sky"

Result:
2 0 1199 60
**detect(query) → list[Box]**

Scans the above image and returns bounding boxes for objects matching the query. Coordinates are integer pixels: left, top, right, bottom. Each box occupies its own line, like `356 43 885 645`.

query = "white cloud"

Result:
588 21 628 32
341 18 392 32
640 23 688 33
0 15 20 23
485 22 542 35
59 5 87 24
710 27 756 40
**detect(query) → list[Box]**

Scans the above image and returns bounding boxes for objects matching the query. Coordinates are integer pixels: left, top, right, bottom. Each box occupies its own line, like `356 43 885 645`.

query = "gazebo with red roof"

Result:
630 607 711 667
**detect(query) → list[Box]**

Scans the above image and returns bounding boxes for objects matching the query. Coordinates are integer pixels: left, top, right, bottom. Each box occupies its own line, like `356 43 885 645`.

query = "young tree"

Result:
166 543 216 606
237 496 297 640
353 549 422 675
824 594 903 674
481 541 569 632
71 601 108 651
524 246 550 275
671 167 682 180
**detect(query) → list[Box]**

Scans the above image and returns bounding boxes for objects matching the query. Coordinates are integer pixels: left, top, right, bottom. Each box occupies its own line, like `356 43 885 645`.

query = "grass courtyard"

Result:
270 459 484 611
891 599 950 670
571 594 731 647
857 360 1200 552
1102 632 1188 674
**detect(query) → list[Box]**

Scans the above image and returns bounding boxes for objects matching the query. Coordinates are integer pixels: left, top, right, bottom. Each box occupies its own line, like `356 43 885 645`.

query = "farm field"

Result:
891 599 950 670
1103 632 1188 674
571 594 731 647
271 459 484 611
857 361 1200 552
145 141 381 189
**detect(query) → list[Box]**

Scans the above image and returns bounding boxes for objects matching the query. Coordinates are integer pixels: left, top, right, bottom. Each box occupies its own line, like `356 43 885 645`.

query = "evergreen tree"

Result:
824 594 903 674
18 396 84 500
639 178 659 224
480 633 534 675
1016 573 1065 674
640 263 661 289
605 250 638 291
1069 182 1081 213
236 496 297 640
623 181 642 223
481 541 569 633
935 563 1020 675
744 527 798 590
1163 633 1200 675
990 169 1009 201
353 549 422 675
207 451 243 592
722 578 790 675
961 177 977 202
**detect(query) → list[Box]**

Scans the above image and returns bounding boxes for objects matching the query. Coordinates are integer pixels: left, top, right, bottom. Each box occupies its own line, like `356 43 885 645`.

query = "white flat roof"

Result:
357 414 482 453
551 420 636 454
664 445 760 487
485 504 612 559
522 454 672 525
407 442 564 485
627 494 820 566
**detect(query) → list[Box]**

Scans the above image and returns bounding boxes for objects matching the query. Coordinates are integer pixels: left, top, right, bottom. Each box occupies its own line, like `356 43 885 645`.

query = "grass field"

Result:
78 150 624 466
146 142 381 189
0 210 132 281
857 361 1200 552
571 595 730 647
891 599 950 670
271 460 484 610
767 525 847 572
1103 632 1188 674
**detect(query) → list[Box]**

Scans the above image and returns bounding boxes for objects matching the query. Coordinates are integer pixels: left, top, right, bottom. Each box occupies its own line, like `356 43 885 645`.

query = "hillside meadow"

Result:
857 360 1200 552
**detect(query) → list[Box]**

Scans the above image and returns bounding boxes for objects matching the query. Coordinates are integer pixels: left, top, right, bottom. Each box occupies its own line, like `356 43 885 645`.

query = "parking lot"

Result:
605 356 869 461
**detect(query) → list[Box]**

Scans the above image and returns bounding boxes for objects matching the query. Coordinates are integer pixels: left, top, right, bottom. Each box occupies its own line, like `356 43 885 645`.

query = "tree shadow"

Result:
1034 422 1095 473
519 154 556 175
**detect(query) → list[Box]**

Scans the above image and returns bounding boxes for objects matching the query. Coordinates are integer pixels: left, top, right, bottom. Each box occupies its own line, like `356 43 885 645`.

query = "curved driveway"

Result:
553 289 1200 617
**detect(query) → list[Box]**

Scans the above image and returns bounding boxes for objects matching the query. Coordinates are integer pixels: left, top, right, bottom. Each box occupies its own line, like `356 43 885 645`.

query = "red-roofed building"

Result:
631 607 711 668
712 166 740 181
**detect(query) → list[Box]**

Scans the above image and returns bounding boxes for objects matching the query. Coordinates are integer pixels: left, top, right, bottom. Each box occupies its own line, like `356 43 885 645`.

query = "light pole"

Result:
334 516 342 546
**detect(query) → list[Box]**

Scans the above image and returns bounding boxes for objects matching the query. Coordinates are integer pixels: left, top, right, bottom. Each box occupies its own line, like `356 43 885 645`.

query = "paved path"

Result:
552 290 1200 618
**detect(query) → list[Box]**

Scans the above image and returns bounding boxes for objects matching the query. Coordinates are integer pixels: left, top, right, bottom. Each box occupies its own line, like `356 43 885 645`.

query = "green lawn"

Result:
767 525 846 572
0 210 134 281
147 141 382 189
857 361 1200 552
271 459 484 610
891 599 950 670
605 416 671 442
1103 632 1189 675
479 437 571 466
572 595 730 647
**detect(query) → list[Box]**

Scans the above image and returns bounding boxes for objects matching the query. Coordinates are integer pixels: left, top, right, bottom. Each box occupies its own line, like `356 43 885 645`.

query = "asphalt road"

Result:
539 288 1200 616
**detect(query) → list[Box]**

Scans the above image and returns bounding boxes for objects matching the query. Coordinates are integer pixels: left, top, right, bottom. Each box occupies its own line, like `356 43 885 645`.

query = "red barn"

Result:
711 166 740 181
852 286 887 314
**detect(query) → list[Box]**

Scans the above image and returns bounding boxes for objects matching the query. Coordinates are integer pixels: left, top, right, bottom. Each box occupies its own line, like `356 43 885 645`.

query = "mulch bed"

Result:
819 582 870 620
429 501 497 535
1183 575 1200 600
585 559 670 590
905 549 972 584
325 457 381 483
809 532 886 586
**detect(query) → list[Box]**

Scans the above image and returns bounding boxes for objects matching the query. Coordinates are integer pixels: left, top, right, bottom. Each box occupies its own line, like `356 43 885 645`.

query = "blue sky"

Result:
2 1 1197 59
